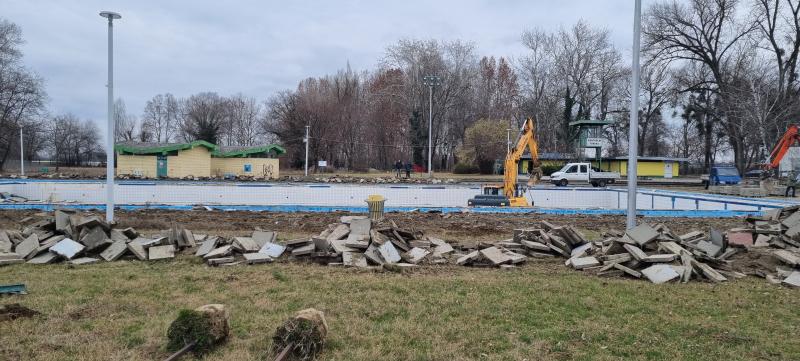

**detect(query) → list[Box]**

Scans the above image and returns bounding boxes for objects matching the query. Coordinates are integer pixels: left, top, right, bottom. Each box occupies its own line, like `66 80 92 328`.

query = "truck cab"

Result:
704 166 742 188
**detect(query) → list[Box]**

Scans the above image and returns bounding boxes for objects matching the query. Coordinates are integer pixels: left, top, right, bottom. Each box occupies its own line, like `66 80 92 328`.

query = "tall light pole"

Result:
304 125 310 176
627 0 642 230
19 126 24 177
422 75 441 178
100 11 121 223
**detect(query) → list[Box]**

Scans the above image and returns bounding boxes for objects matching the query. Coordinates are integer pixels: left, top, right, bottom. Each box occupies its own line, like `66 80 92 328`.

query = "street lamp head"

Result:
99 11 122 20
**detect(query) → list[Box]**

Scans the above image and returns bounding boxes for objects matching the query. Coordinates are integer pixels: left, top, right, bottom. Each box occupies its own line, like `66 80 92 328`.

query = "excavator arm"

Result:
768 125 800 169
503 118 541 203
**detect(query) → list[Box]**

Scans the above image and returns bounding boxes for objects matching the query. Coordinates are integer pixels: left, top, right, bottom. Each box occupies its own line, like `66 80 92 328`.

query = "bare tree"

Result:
180 92 228 144
114 98 136 142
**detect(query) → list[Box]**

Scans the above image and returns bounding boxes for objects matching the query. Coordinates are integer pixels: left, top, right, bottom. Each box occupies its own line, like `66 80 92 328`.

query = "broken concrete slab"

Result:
259 241 286 258
27 252 57 264
0 231 11 253
330 239 358 254
207 256 236 266
49 238 84 260
148 245 176 260
691 260 727 282
291 243 315 256
626 223 659 246
252 230 276 248
613 263 641 278
753 234 772 248
127 241 147 261
782 271 800 288
81 226 111 251
132 237 161 249
342 251 369 267
363 244 384 265
773 250 800 266
641 264 680 284
180 228 197 248
623 244 648 261
343 238 369 249
520 240 550 252
403 247 430 264
312 237 331 252
243 253 273 264
570 243 592 258
100 240 128 262
109 229 129 243
571 256 600 269
377 241 401 264
0 253 24 265
644 254 677 263
75 216 109 231
326 224 350 241
69 257 99 265
233 237 260 252
195 237 219 257
204 245 233 259
349 218 371 236
695 240 723 258
480 246 511 265
658 241 687 255
14 234 39 259
432 243 454 257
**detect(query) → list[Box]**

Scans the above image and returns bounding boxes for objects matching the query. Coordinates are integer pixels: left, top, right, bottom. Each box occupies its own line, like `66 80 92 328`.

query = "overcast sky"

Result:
4 0 639 140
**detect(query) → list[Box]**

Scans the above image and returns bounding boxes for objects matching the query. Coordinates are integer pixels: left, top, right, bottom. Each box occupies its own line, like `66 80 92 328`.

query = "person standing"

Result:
394 160 402 178
405 161 412 178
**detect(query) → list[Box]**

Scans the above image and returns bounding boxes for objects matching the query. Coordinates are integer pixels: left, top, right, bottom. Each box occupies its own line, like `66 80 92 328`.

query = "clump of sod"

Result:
166 309 214 356
271 317 326 360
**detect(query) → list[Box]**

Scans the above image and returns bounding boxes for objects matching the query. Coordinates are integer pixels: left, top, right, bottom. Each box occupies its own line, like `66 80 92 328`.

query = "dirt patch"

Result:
0 303 40 321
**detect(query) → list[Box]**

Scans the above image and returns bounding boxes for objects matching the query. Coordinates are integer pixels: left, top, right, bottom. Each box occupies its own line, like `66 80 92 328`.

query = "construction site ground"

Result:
2 209 799 360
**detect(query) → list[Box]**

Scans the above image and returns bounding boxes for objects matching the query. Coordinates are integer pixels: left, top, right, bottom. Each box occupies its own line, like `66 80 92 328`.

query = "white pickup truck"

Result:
549 162 621 187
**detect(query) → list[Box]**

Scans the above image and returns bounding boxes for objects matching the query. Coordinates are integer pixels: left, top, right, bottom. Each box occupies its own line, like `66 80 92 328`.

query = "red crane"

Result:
767 125 800 170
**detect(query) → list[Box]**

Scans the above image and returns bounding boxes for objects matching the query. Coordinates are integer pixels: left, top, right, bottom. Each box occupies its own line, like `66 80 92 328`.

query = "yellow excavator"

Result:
468 117 541 207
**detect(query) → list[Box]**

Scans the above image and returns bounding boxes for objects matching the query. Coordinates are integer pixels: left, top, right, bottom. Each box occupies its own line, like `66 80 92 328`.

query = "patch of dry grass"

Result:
1 258 798 361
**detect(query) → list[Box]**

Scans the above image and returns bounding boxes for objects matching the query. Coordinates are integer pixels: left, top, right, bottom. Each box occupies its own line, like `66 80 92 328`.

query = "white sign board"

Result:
585 137 604 147
317 160 328 167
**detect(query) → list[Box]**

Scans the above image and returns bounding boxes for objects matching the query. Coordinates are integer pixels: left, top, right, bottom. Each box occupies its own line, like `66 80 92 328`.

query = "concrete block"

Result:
520 240 550 252
377 241 401 264
342 251 368 267
570 243 592 258
641 264 680 284
782 210 800 228
109 229 129 243
132 237 160 249
55 209 72 233
0 231 11 253
480 246 511 265
726 231 753 247
658 241 687 255
50 238 84 260
81 226 111 251
363 244 384 265
122 227 139 239
204 245 233 259
312 237 331 252
195 236 220 257
773 250 800 266
344 238 369 249
127 241 147 260
100 240 129 262
69 257 99 265
330 239 357 254
613 263 641 278
149 245 176 260
75 216 109 231
243 253 273 264
456 251 480 265
0 253 24 265
753 234 772 248
15 234 39 259
180 228 197 248
259 241 286 258
403 247 430 264
644 254 677 263
625 223 659 246
709 229 725 247
503 250 527 264
690 260 727 282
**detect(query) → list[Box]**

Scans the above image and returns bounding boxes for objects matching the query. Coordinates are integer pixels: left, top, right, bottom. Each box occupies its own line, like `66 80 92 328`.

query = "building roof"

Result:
115 141 286 157
115 140 217 155
213 144 286 157
605 156 690 162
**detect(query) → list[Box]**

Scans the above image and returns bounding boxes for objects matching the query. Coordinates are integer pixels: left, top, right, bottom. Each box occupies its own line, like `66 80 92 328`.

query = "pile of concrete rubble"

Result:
0 208 798 288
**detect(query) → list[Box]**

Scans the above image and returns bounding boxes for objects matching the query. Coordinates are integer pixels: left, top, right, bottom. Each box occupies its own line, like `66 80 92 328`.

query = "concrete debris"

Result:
69 257 99 265
641 264 680 284
242 252 273 264
149 245 176 260
50 238 84 260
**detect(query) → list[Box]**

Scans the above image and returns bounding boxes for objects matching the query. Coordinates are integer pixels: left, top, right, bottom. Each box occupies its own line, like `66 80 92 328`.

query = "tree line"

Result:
2 0 798 173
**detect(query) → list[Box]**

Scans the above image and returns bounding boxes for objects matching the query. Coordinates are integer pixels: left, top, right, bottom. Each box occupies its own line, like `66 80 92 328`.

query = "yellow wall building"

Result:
595 157 686 178
115 141 285 179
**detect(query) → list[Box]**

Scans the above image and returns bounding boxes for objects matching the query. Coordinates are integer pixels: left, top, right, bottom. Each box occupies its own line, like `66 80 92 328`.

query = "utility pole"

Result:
304 125 310 177
627 0 641 230
19 127 24 177
422 75 441 178
100 11 121 223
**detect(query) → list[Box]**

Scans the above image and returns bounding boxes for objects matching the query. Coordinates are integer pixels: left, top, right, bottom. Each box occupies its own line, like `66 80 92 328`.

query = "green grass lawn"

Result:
1 258 797 361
